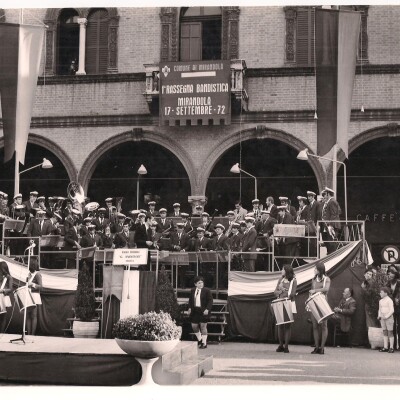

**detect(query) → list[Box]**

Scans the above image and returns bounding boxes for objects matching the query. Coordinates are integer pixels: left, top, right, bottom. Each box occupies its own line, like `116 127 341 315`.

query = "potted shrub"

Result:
155 268 181 323
113 311 181 385
362 269 388 349
72 262 99 338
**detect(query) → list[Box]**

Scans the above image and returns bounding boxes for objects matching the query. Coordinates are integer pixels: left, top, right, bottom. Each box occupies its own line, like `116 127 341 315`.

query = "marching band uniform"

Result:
23 191 39 216
321 187 342 254
233 203 247 222
241 217 258 272
276 207 299 266
92 209 110 234
157 209 174 235
114 228 135 249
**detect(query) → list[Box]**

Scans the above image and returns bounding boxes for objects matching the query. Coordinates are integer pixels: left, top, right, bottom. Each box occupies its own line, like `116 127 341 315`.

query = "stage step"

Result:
153 341 213 385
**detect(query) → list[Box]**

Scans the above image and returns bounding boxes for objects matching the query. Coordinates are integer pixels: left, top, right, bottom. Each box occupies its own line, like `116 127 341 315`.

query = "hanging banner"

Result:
315 9 360 158
0 23 44 165
159 60 231 126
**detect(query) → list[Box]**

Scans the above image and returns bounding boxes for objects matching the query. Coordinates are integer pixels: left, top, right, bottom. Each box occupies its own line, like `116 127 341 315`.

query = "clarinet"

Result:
204 209 218 237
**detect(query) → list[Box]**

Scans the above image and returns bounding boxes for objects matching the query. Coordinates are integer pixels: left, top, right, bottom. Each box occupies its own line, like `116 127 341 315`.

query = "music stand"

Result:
10 244 35 344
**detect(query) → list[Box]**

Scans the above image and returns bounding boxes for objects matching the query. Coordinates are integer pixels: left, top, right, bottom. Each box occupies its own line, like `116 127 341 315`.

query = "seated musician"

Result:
331 287 356 346
101 225 115 249
146 220 162 250
193 227 211 251
198 212 215 238
114 218 135 249
92 208 110 234
157 208 174 237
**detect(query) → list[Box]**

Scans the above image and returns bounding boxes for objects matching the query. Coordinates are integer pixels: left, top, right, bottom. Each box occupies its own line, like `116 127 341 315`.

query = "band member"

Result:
37 196 46 211
27 209 52 255
133 213 148 248
194 227 211 251
309 261 331 355
251 199 262 220
147 201 158 219
26 259 42 336
63 199 74 221
24 191 39 217
199 212 214 238
233 200 247 222
225 211 236 237
63 209 75 234
114 219 135 249
47 197 56 215
171 203 182 217
157 208 174 236
279 196 297 219
188 276 213 349
211 223 229 288
81 224 103 249
81 217 93 237
105 197 117 225
241 216 257 272
0 261 13 333
296 196 310 223
101 225 115 249
146 220 162 250
321 187 342 254
170 222 191 288
9 194 27 258
92 207 110 234
307 191 322 224
229 222 244 271
265 196 279 220
64 218 82 268
181 213 194 236
275 206 298 266
112 213 126 234
256 210 277 271
274 265 297 353
11 194 26 219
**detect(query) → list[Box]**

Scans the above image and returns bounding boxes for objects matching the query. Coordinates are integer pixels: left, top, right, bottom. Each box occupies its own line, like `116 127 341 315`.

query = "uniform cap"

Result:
176 222 185 228
324 186 335 195
201 212 210 217
277 205 287 210
232 222 241 229
159 208 167 213
88 224 96 229
3 193 8 199
30 191 39 196
36 210 46 215
105 198 113 202
215 223 225 231
181 212 189 218
196 227 205 232
245 216 255 223
117 213 126 219
173 203 180 207
148 201 156 206
37 196 45 201
252 199 260 204
138 212 146 218
84 217 92 222
14 193 22 199
307 191 316 197
297 196 307 201
48 197 54 201
227 210 235 216
246 212 255 218
279 196 288 202
98 207 106 213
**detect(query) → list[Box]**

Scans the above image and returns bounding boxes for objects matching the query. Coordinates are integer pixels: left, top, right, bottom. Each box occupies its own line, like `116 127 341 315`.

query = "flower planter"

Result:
115 338 180 385
72 320 99 338
368 326 384 350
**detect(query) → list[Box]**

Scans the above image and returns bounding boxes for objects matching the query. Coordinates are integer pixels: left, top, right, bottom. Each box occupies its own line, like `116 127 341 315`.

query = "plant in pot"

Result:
155 268 181 323
113 311 181 385
362 269 388 349
72 262 99 338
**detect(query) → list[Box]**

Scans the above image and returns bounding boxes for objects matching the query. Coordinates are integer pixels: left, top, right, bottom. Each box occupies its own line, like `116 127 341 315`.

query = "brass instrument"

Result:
67 181 85 215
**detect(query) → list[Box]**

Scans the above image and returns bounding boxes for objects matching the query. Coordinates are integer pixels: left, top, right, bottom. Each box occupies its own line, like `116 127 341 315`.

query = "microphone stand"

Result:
10 244 34 344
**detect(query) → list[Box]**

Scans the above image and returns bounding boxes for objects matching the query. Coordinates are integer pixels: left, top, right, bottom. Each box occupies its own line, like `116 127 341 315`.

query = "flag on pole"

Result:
315 9 360 158
0 23 44 165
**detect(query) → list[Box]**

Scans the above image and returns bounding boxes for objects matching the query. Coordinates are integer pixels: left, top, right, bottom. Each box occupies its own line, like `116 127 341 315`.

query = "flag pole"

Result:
332 143 337 196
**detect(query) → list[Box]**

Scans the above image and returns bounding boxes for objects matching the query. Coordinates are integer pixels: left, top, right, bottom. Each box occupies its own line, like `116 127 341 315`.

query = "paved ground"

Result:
191 341 400 385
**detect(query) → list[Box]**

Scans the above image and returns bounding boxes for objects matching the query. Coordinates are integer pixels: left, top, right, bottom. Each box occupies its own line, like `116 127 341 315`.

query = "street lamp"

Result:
230 163 257 200
297 148 347 223
136 164 147 209
15 158 53 196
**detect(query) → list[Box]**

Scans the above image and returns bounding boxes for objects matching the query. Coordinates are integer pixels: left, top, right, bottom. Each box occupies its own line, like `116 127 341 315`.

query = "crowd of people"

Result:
0 186 343 272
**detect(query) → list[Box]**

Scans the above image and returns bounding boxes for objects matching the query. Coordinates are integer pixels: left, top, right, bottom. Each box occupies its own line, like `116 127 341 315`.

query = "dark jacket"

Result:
170 231 191 251
336 296 356 332
114 231 136 249
211 234 229 251
188 287 213 314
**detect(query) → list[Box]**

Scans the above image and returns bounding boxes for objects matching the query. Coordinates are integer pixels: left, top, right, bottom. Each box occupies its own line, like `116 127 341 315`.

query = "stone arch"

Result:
0 133 77 182
197 126 326 195
78 129 196 194
44 7 119 75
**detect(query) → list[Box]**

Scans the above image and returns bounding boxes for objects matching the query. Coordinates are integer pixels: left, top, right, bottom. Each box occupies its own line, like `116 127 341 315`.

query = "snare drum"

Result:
271 297 294 325
305 292 334 323
0 294 6 314
14 286 36 312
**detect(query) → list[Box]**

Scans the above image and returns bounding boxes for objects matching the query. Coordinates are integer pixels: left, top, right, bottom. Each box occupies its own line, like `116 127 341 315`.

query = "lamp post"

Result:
297 148 347 223
230 163 257 200
136 164 147 209
15 158 53 197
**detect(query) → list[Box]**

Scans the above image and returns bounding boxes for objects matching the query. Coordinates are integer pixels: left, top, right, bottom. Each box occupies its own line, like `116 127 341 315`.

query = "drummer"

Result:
0 261 13 333
274 265 297 353
309 261 331 355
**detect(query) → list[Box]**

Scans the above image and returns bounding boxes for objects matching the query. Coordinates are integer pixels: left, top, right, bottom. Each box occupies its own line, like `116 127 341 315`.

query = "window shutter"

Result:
86 9 108 74
296 8 315 66
180 22 201 61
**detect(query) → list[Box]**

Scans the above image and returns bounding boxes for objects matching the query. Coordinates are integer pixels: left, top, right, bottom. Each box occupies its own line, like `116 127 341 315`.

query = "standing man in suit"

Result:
256 210 277 271
307 191 321 224
332 287 357 346
251 199 263 221
147 201 158 219
24 191 39 217
170 222 191 288
170 203 182 217
233 201 247 223
276 206 298 267
64 218 82 268
92 208 110 234
211 223 229 288
114 219 136 249
188 276 213 349
279 196 297 219
229 222 243 271
265 196 279 220
157 208 174 236
241 216 258 272
225 211 236 237
321 187 342 254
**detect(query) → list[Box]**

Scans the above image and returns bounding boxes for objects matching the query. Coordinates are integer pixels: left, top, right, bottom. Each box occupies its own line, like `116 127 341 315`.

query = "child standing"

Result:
378 286 395 353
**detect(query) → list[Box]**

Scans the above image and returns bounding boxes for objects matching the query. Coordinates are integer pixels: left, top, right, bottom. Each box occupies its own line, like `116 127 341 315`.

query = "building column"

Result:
76 18 87 75
188 195 208 216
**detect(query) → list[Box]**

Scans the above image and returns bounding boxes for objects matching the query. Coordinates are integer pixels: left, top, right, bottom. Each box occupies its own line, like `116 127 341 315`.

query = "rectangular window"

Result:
180 22 202 61
296 8 315 67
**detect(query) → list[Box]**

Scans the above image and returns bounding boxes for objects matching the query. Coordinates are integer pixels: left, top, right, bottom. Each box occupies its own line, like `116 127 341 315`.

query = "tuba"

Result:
67 181 85 215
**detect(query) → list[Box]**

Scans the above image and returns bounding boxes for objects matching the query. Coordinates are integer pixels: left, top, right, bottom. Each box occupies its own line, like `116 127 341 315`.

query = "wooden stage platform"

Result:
0 334 212 386
0 334 141 385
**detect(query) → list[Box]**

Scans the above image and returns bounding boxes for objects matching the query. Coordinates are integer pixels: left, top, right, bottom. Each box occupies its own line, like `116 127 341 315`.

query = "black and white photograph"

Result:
0 0 399 395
